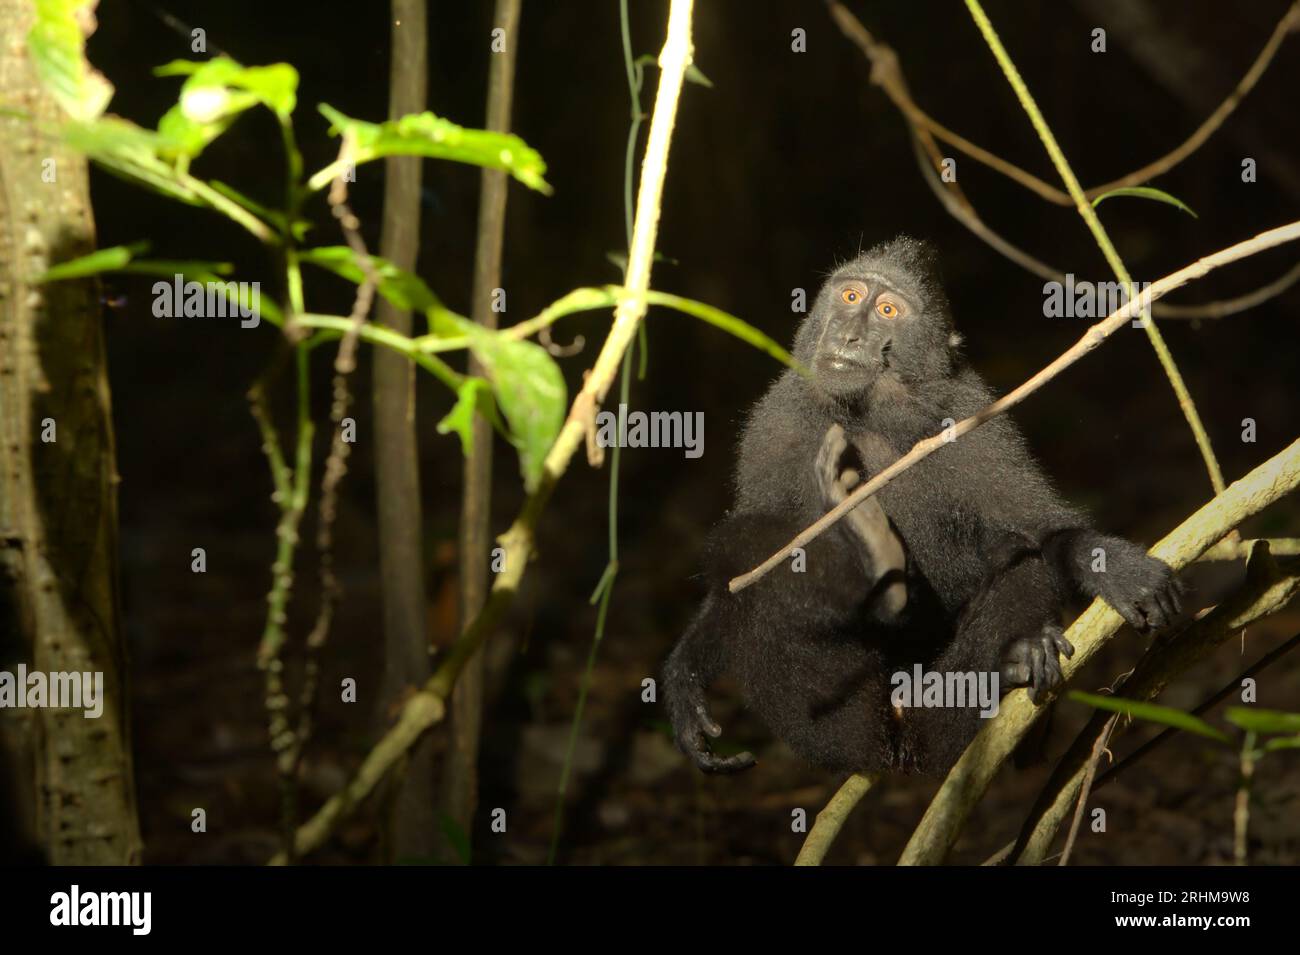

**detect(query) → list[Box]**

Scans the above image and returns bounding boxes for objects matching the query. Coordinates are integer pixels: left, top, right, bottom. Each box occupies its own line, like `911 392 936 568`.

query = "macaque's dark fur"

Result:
663 237 1182 776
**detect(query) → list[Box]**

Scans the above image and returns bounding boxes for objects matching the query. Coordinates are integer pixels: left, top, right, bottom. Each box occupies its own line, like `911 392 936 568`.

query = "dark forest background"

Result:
74 0 1300 863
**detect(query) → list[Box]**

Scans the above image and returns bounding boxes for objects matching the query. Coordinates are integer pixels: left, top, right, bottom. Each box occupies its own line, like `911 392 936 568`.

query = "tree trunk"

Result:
374 0 437 860
0 0 142 864
442 0 523 862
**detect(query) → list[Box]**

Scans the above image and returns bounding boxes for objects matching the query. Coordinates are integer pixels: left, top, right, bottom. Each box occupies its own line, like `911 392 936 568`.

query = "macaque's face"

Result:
795 241 956 401
807 270 915 397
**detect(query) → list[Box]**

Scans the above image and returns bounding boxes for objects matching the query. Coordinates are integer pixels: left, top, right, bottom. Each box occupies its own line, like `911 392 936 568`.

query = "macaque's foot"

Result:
1000 624 1074 703
1097 551 1184 633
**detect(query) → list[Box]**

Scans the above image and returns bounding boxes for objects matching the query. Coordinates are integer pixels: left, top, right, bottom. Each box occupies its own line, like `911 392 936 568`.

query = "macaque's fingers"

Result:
697 750 758 774
816 424 850 506
1049 628 1075 660
695 702 722 738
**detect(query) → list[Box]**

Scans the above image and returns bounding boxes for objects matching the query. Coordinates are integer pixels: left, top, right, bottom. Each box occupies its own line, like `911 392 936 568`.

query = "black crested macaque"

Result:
663 237 1183 775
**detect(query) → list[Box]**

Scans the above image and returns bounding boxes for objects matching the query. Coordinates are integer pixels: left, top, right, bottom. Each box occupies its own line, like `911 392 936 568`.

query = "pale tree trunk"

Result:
374 0 437 860
442 0 523 862
0 0 142 864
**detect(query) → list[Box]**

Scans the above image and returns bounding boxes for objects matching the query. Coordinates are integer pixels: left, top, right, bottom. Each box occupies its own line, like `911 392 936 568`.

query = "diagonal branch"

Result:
794 773 877 865
897 441 1300 865
1012 552 1300 865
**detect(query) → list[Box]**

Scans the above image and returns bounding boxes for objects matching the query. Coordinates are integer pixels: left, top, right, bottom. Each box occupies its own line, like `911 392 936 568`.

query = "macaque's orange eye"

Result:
876 301 899 319
841 288 862 305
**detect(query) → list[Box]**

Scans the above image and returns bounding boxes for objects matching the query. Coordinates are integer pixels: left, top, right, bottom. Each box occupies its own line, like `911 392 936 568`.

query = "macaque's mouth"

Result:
823 355 867 372
821 341 890 374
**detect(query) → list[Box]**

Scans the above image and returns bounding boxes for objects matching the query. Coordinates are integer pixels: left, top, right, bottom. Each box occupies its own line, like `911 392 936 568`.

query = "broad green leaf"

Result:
156 94 254 160
311 104 552 195
1264 734 1300 752
154 58 298 160
35 242 146 282
154 59 298 118
297 245 441 312
427 306 468 338
436 377 493 455
1224 707 1300 736
64 117 200 204
1068 691 1232 743
28 0 114 120
1091 187 1198 219
456 321 565 491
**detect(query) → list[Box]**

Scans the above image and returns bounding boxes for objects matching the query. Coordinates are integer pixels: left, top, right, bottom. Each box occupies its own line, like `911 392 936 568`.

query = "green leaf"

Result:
28 0 114 120
483 286 800 375
1091 187 1198 219
156 95 252 161
644 289 802 372
458 322 565 491
685 63 714 88
155 58 298 118
311 104 552 195
631 53 711 88
33 241 236 286
144 271 279 327
1068 691 1232 743
1264 734 1300 753
64 116 201 204
297 245 442 312
118 260 235 281
436 377 493 455
1224 707 1300 736
153 58 299 160
35 245 274 324
35 242 147 282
